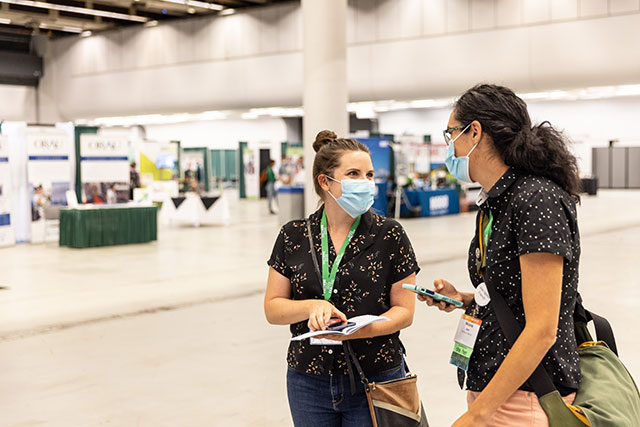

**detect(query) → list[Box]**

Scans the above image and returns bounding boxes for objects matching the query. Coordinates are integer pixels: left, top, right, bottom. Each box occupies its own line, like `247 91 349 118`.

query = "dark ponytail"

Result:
454 84 581 202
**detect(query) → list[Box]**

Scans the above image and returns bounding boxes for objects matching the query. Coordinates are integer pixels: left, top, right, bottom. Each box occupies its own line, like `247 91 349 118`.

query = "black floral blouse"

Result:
459 168 581 396
268 207 420 376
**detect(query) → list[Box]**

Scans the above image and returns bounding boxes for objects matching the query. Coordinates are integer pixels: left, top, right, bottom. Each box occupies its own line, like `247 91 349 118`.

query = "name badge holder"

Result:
450 314 482 371
450 209 493 371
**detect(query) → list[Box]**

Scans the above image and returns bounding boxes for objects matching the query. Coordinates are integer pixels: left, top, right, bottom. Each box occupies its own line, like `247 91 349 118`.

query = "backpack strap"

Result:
573 294 617 355
587 310 618 355
489 283 619 398
485 280 556 398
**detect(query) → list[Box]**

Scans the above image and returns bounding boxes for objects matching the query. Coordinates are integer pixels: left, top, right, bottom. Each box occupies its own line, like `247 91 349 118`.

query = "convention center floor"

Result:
1 189 639 426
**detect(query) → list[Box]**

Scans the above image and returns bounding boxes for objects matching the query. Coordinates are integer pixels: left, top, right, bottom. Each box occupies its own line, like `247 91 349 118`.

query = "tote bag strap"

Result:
306 218 321 282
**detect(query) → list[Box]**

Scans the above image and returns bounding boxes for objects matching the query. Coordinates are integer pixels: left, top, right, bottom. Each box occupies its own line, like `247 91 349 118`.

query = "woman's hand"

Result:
319 325 372 342
417 278 465 313
307 300 347 331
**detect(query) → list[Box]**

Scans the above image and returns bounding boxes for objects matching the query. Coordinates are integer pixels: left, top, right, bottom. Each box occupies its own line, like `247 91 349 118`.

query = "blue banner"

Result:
81 156 129 161
28 155 70 161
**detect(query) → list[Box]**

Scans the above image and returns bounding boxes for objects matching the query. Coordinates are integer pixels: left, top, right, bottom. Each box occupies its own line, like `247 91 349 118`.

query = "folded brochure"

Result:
291 314 389 341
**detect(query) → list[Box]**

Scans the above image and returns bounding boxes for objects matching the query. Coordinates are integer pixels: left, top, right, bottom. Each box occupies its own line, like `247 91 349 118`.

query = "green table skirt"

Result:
59 207 158 248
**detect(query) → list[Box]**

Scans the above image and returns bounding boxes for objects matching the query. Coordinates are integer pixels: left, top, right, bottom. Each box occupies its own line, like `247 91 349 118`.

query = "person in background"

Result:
418 84 582 427
190 176 200 194
265 159 277 214
88 184 105 204
279 154 294 185
264 130 419 426
292 156 305 185
106 184 117 204
129 162 140 200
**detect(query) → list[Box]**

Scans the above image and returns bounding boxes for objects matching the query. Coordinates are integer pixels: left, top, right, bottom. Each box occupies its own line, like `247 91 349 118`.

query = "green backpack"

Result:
490 290 640 427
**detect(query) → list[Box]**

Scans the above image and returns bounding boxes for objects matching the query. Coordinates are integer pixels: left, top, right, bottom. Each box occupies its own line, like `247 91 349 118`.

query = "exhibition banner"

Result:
80 134 129 204
140 140 176 183
243 148 259 198
26 127 72 243
0 135 14 247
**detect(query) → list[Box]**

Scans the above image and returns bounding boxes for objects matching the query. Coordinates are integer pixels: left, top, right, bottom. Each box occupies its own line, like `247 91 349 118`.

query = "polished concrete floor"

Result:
0 190 639 426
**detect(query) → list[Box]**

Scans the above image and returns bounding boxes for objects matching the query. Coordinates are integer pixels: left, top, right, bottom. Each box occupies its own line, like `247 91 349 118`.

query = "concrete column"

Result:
302 0 348 216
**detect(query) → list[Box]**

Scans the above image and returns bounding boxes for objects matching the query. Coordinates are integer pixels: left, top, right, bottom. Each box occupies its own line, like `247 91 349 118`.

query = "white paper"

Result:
310 337 342 346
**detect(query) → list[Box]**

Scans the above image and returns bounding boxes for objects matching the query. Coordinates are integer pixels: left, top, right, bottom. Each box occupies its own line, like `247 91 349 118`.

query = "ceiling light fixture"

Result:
80 30 92 37
219 8 235 16
39 22 83 33
86 110 229 127
160 0 223 11
0 0 148 22
144 20 158 27
0 17 11 24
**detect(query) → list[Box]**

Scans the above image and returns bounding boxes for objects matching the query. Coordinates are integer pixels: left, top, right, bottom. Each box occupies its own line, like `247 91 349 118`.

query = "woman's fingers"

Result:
308 311 322 331
323 306 339 329
332 307 347 322
444 304 458 313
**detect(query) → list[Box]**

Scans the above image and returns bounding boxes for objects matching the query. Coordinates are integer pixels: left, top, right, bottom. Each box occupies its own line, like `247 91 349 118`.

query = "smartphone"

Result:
328 321 356 332
402 284 464 308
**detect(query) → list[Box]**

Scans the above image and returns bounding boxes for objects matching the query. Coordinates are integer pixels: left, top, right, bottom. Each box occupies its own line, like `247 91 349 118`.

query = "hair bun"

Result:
313 130 338 153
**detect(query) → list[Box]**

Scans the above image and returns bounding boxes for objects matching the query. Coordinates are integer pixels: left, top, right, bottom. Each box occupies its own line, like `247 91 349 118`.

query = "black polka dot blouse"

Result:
459 167 581 396
268 207 420 376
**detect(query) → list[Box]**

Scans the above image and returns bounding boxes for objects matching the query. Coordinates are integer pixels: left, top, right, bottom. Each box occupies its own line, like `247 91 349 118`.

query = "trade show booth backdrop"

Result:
139 140 177 183
135 140 179 203
209 149 238 183
0 135 14 247
181 147 209 191
80 134 130 204
26 127 73 243
358 137 392 217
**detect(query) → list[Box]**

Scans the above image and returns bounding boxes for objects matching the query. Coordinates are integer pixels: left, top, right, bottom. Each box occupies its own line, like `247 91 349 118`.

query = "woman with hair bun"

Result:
418 84 582 427
264 130 420 426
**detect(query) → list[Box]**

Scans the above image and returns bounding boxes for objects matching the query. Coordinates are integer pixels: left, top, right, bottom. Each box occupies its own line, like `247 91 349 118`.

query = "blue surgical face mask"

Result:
327 176 375 218
444 123 478 183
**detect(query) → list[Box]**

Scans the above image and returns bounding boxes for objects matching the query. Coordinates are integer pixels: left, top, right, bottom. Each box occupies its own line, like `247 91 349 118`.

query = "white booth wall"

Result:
0 85 37 123
143 117 288 151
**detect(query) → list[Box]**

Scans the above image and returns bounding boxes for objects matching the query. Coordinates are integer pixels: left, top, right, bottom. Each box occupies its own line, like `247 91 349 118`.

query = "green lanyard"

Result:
320 210 361 301
476 209 493 278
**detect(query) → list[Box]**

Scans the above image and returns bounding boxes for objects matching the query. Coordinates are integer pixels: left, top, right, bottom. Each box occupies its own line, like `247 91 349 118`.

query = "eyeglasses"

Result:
443 123 471 145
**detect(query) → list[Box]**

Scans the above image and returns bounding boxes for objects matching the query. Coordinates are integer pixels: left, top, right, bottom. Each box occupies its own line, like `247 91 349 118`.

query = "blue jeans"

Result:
266 181 276 212
286 362 406 427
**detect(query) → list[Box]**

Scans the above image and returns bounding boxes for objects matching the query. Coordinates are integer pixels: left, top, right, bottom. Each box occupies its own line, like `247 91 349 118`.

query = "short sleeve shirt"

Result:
268 208 420 376
460 168 582 395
